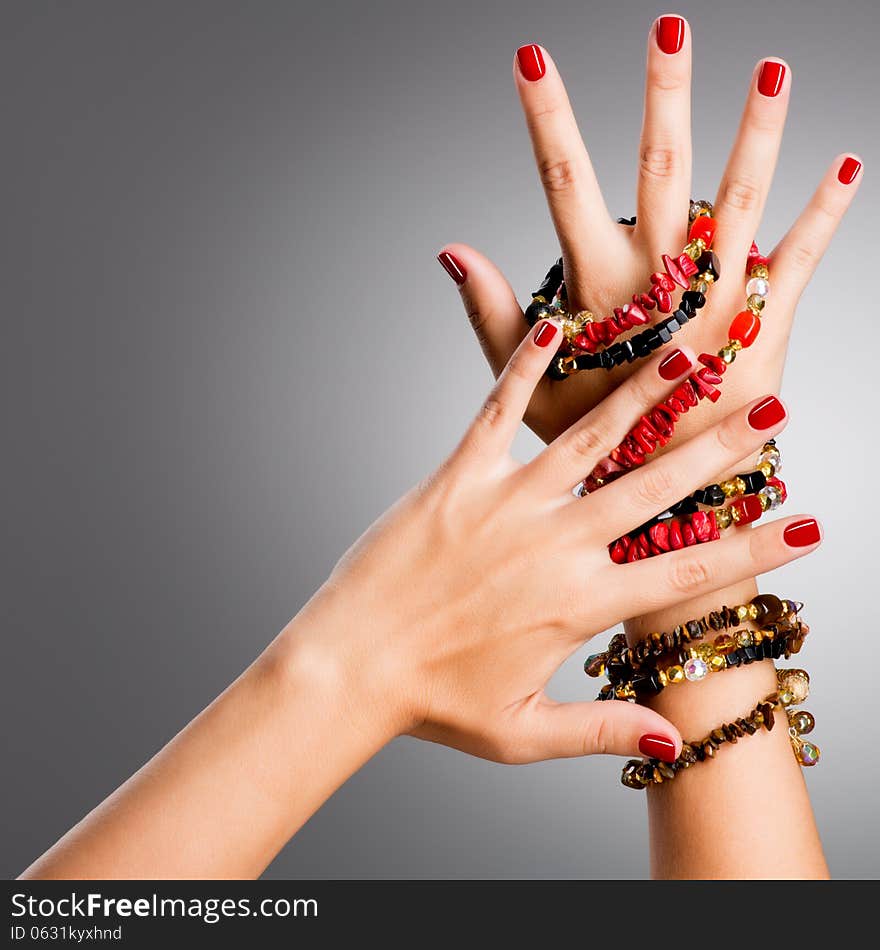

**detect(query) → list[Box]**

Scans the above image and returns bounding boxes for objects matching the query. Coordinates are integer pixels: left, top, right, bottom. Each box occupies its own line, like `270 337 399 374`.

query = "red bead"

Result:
625 301 650 325
669 521 684 550
732 494 763 525
689 371 721 403
681 521 696 546
768 477 787 503
707 509 720 541
635 291 656 310
662 253 689 289
651 271 676 293
691 510 712 543
728 310 761 348
649 284 673 313
649 522 671 552
610 539 628 564
626 542 641 562
572 332 593 352
676 254 698 278
698 353 727 376
688 216 716 248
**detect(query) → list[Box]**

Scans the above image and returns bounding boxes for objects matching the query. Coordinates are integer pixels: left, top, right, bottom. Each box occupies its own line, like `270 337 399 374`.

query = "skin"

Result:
440 16 861 877
20 330 816 879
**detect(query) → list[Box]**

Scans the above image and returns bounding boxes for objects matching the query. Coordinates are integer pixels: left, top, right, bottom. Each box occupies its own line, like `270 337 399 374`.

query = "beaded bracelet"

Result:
620 669 820 789
586 593 803 676
594 616 808 701
606 442 786 563
525 201 718 377
581 236 772 494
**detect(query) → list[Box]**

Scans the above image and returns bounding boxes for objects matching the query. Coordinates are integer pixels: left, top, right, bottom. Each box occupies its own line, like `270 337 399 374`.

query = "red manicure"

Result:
838 157 862 185
748 395 786 430
639 734 677 763
784 518 821 548
658 348 693 380
533 320 558 347
437 251 467 285
656 16 685 55
516 44 546 82
757 60 786 97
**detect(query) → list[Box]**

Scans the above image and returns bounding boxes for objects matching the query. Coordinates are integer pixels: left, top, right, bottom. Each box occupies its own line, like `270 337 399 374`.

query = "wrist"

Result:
261 585 413 746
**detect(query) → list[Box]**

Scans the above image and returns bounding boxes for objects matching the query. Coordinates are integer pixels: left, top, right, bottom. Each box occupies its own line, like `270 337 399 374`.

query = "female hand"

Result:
279 321 818 767
438 16 861 444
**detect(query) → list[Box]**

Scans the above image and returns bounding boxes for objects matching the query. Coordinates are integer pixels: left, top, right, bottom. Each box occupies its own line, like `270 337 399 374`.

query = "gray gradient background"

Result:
2 0 878 879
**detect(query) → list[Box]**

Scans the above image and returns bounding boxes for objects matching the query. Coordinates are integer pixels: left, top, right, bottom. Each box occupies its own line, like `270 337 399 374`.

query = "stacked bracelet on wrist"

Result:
619 668 820 789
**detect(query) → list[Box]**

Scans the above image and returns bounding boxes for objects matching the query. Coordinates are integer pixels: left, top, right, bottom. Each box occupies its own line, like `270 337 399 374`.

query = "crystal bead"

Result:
747 293 766 311
683 657 709 681
666 665 685 684
709 654 726 671
758 447 782 474
736 629 753 647
694 643 716 662
714 634 736 655
759 485 784 510
797 741 820 767
746 277 770 297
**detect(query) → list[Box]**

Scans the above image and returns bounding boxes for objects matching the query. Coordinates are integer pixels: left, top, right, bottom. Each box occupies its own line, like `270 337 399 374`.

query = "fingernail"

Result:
639 734 677 763
757 60 786 97
838 156 862 185
533 320 558 347
437 250 467 285
516 44 546 82
656 15 685 55
748 395 786 430
784 518 822 548
658 347 693 380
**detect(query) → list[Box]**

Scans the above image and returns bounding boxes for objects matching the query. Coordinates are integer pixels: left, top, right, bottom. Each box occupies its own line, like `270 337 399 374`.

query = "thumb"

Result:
437 243 528 378
517 698 682 763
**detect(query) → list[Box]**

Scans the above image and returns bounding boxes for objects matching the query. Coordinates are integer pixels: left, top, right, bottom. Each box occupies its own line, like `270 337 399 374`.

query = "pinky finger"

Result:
771 153 863 305
454 319 563 465
619 515 823 618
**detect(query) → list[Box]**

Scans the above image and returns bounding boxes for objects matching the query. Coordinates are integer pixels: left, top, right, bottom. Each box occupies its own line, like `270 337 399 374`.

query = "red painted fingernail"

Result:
784 518 821 548
437 250 467 285
838 156 862 185
533 320 558 347
658 348 693 380
516 44 546 82
656 16 685 54
639 734 677 763
757 60 786 97
748 395 786 430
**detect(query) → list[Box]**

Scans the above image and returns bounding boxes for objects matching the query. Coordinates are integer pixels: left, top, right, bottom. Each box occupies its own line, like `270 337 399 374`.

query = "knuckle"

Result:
668 554 714 596
539 157 578 194
466 304 491 346
720 175 762 213
478 395 506 428
788 240 820 273
565 423 608 462
633 463 676 509
713 418 743 455
639 144 679 181
583 715 610 757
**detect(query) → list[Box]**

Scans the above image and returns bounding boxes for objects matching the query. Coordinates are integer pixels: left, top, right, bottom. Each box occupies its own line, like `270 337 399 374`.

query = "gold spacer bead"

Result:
533 295 548 305
732 477 747 495
729 339 743 351
700 272 716 285
747 603 759 620
750 264 770 279
737 630 753 647
720 480 738 498
709 654 726 672
735 605 750 622
666 665 685 685
719 345 737 365
759 494 771 511
657 669 669 687
758 461 774 478
716 507 733 530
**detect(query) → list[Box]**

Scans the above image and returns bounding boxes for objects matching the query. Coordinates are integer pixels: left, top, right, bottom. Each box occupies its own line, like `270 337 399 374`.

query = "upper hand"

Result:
439 17 861 444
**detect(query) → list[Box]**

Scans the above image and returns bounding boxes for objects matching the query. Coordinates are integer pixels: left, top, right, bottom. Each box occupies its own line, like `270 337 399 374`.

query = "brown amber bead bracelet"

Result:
620 669 820 789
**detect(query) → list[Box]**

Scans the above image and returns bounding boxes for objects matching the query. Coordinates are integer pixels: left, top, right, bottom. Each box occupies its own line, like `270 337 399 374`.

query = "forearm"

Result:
20 601 394 880
625 577 827 879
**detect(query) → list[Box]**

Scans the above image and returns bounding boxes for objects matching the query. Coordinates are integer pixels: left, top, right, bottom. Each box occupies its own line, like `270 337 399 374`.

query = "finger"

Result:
618 515 822 618
454 319 563 463
513 44 619 293
594 393 789 542
770 153 863 309
712 58 791 277
526 345 698 493
635 14 692 253
509 696 681 763
438 243 527 378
